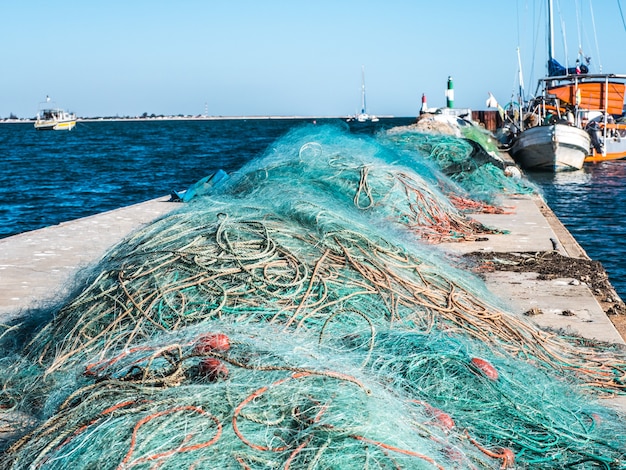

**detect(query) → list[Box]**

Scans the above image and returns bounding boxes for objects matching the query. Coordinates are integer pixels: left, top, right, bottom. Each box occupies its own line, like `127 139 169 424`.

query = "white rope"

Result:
555 0 570 67
574 0 583 61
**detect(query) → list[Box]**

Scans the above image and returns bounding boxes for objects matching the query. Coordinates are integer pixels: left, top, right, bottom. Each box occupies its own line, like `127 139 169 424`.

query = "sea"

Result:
1 118 625 300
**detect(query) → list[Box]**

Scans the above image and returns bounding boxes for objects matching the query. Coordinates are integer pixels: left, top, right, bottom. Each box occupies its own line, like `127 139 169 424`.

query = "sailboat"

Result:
348 66 379 123
507 0 626 171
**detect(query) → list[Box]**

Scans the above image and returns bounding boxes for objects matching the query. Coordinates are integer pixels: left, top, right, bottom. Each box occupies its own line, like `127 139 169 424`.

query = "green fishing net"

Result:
380 123 536 201
0 124 624 469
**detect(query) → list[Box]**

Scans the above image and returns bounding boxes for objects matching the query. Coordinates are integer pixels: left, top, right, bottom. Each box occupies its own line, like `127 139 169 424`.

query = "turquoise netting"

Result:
0 123 623 469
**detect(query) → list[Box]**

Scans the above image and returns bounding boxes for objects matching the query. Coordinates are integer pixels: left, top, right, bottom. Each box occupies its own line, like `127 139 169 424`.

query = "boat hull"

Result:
585 126 626 163
511 124 590 171
35 119 76 131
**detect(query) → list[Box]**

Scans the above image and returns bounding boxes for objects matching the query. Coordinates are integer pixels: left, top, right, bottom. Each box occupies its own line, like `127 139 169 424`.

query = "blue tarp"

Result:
170 169 229 202
548 58 588 77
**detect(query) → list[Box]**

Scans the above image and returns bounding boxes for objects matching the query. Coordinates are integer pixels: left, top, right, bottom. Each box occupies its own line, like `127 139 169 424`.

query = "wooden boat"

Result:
547 76 626 163
511 75 626 170
506 0 626 171
510 122 590 172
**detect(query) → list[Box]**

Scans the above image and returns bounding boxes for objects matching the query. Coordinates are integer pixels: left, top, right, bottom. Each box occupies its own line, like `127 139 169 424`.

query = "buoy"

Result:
193 333 231 355
446 76 454 108
504 166 522 178
416 400 455 430
198 357 229 381
470 357 499 381
431 407 455 430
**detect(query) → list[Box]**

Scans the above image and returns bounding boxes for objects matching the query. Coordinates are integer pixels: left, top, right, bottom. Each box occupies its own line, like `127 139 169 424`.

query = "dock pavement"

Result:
1 192 625 411
0 197 175 321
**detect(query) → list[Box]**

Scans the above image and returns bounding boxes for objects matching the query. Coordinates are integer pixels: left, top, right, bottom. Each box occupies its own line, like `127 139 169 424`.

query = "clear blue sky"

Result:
2 0 625 118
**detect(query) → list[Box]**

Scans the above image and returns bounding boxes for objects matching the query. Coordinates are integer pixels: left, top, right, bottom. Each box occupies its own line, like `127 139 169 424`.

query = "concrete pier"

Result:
0 196 176 321
441 194 625 346
0 191 625 411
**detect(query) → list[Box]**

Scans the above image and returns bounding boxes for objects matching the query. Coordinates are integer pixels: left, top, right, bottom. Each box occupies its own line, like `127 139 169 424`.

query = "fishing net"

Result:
380 124 536 203
0 124 625 469
222 124 509 242
4 324 625 469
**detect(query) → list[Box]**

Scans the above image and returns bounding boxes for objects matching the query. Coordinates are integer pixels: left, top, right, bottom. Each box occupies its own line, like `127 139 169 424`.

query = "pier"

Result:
0 198 175 321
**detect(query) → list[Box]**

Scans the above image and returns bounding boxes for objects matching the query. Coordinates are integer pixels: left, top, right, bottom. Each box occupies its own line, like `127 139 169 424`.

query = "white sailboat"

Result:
348 66 379 123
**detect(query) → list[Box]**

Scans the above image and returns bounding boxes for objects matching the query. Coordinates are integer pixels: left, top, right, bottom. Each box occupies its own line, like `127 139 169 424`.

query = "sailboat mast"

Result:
548 0 555 63
516 46 525 129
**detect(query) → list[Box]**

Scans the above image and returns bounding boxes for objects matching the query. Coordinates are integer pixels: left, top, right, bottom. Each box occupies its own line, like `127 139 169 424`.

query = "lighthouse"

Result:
446 76 454 108
420 94 428 114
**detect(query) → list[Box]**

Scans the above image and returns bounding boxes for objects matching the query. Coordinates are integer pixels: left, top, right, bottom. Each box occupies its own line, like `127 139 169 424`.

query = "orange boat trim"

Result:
548 81 625 115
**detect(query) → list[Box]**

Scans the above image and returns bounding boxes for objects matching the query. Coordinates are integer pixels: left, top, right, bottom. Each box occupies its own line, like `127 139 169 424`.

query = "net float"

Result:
470 357 499 381
431 407 455 430
198 357 229 381
415 400 455 430
193 333 231 355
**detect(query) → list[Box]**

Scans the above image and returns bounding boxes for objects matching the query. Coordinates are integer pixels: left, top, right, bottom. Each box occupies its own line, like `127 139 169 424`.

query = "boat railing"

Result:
538 73 626 83
521 95 570 130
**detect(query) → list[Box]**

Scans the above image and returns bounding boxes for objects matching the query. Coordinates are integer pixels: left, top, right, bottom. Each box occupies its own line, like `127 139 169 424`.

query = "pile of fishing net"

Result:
0 124 625 469
381 119 535 201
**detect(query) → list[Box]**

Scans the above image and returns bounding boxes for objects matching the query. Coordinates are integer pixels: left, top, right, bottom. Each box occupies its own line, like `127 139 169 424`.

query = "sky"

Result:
2 0 626 118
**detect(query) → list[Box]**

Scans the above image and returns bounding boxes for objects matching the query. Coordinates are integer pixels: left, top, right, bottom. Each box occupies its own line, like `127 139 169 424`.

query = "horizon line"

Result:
0 114 413 123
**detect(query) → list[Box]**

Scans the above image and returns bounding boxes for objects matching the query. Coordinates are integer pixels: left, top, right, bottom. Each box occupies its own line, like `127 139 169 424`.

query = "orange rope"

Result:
283 437 312 469
232 372 310 452
35 399 145 470
118 406 221 469
465 431 515 469
102 399 139 416
235 456 251 469
351 434 445 469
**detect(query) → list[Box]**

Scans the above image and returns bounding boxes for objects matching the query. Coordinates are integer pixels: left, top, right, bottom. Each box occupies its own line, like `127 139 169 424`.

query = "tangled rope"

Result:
0 124 624 469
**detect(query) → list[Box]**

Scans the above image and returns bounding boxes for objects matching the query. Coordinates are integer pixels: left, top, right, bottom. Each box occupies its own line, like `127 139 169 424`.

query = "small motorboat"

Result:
34 97 76 131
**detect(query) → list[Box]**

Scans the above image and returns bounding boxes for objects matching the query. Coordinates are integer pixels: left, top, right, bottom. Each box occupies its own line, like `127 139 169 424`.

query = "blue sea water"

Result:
530 165 626 300
1 118 625 299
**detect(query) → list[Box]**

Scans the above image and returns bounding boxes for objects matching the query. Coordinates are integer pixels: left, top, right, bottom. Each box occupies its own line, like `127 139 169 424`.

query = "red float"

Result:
470 357 499 381
193 333 231 355
431 407 455 430
198 357 229 381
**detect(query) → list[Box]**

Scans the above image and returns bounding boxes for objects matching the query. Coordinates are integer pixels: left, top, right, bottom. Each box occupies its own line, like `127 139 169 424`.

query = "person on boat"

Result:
523 112 539 129
586 119 603 154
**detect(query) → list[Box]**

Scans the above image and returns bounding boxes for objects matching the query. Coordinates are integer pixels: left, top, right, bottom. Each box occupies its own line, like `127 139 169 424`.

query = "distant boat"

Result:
347 67 379 123
503 0 626 171
34 97 76 131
